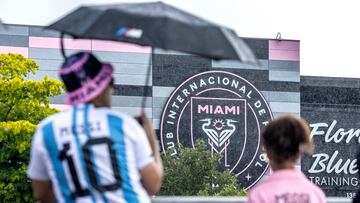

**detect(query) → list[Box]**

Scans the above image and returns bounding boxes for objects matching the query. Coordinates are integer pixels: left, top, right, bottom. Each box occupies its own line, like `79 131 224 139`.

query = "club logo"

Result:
160 70 273 189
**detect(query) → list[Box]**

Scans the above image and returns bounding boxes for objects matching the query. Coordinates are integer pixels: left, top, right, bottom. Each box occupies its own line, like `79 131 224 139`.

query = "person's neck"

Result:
270 160 296 171
87 102 109 108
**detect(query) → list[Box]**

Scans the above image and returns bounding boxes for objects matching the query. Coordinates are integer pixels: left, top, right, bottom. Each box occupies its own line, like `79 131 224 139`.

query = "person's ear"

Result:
299 141 314 155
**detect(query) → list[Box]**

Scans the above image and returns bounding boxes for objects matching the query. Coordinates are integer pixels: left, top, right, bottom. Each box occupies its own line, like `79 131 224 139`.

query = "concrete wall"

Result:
0 23 304 194
0 24 301 130
301 76 360 197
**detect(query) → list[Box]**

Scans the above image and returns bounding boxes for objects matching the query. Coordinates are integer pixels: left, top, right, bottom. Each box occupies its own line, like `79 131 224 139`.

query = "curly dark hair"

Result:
262 115 313 164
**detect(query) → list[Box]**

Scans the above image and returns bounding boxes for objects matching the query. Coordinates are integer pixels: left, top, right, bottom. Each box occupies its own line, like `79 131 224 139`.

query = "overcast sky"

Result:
1 0 359 78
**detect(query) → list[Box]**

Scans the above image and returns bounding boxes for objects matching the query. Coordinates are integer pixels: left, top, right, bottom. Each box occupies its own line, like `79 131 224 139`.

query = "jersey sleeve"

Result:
124 116 155 170
316 187 326 203
27 125 50 180
246 188 262 203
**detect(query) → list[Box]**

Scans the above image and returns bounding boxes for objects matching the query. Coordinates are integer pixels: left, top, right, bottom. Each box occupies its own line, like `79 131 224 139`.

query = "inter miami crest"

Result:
160 71 273 189
192 97 246 167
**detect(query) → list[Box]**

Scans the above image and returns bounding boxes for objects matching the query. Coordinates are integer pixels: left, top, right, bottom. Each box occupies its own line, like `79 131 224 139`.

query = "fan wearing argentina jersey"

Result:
27 52 163 203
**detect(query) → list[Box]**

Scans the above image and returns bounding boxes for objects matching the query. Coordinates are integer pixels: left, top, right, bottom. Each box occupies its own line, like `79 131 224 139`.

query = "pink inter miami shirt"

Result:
247 169 326 203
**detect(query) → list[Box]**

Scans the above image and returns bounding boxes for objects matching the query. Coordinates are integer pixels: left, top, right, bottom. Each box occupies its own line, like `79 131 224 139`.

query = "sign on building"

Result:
160 70 273 189
301 77 360 198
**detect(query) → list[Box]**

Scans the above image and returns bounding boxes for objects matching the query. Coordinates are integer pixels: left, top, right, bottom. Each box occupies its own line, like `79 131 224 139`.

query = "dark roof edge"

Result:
242 36 300 42
300 75 360 88
301 75 360 80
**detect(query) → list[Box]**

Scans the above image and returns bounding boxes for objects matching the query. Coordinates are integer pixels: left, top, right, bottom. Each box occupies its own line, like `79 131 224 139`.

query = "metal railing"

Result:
152 196 351 203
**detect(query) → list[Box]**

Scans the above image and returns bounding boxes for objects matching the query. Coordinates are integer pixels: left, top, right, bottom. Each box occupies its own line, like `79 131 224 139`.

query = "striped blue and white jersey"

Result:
28 104 154 203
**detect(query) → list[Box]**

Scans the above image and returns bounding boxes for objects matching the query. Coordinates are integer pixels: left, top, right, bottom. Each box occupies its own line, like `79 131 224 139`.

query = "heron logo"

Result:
193 97 246 167
200 118 237 149
160 70 273 189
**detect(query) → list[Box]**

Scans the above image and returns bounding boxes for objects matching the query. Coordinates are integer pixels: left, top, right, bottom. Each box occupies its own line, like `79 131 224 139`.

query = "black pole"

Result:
141 47 153 111
60 32 66 59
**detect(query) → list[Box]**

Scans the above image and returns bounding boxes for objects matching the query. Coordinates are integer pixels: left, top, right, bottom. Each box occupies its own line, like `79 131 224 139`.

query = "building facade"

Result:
0 23 301 193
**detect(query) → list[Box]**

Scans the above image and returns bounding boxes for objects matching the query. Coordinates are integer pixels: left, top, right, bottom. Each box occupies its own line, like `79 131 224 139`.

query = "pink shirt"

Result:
247 169 326 203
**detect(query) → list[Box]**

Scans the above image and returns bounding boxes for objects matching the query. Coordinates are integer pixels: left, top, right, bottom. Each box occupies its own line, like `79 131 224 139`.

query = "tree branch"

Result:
3 86 28 122
3 101 16 122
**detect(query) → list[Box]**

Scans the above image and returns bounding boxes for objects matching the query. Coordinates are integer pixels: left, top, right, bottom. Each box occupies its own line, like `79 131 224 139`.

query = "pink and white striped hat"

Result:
58 52 114 105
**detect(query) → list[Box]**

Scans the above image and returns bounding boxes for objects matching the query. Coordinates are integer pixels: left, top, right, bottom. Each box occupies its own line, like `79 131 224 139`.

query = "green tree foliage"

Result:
159 140 247 196
0 53 63 202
